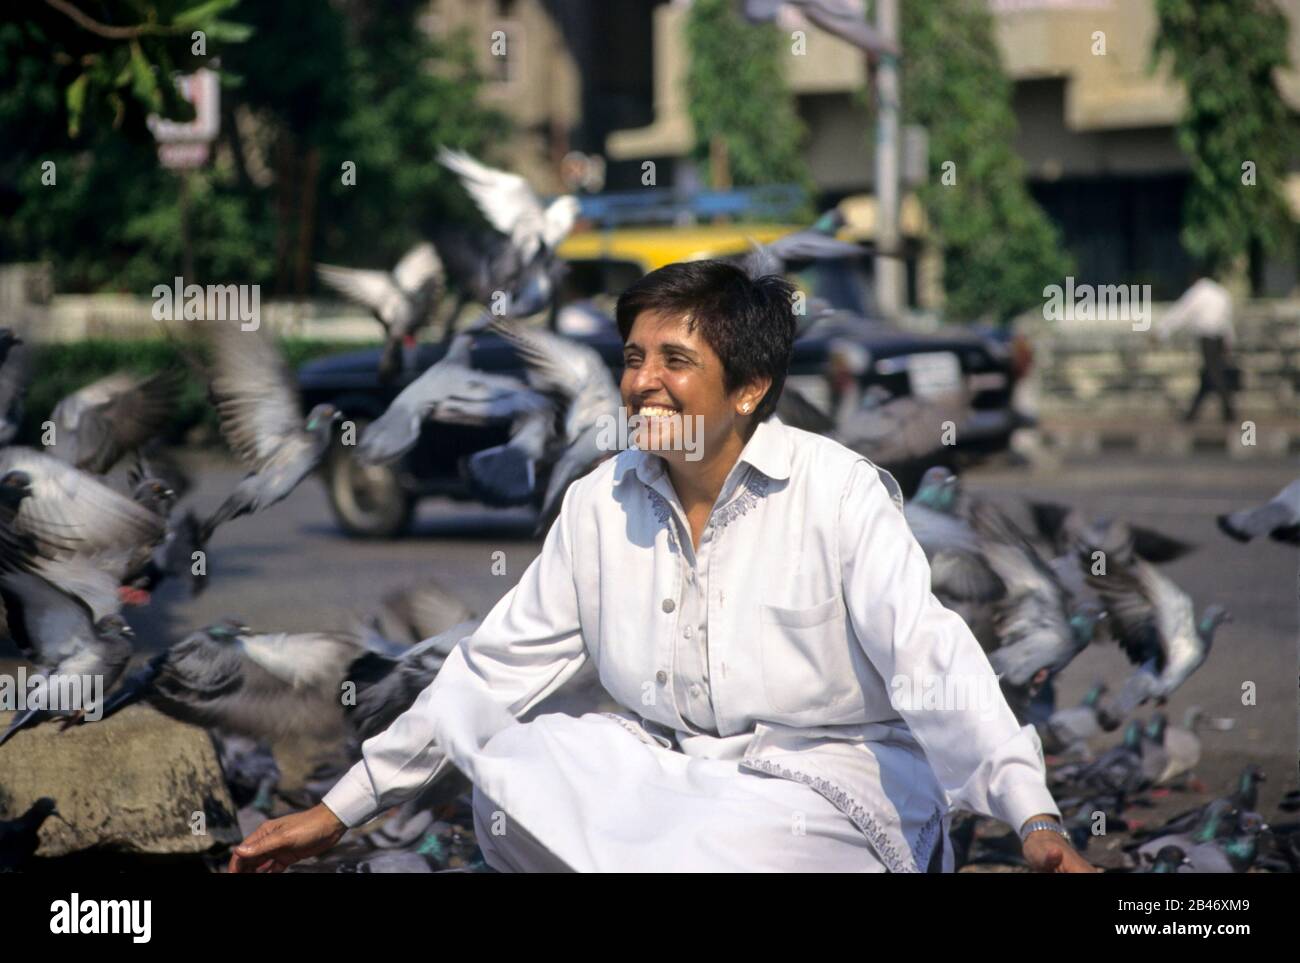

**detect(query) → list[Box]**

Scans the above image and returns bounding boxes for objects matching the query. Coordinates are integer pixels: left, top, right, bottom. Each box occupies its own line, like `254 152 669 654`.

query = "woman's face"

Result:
620 309 768 466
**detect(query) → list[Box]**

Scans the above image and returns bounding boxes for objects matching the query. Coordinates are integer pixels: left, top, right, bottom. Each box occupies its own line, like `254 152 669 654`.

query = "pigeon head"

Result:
0 470 34 508
1144 712 1167 741
1197 604 1231 639
306 403 342 434
1069 601 1106 643
1151 845 1186 871
95 615 135 641
131 477 177 515
914 466 958 512
0 328 21 354
207 617 250 641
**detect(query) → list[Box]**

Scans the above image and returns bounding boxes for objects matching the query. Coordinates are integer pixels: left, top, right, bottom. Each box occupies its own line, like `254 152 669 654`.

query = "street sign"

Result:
147 68 220 170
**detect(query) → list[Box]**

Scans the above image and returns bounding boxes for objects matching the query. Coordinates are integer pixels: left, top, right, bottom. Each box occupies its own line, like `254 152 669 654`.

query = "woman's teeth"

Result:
639 405 678 418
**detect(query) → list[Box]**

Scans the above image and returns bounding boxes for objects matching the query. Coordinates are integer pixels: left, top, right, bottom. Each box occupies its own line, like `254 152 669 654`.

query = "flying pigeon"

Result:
1216 476 1300 543
47 370 180 474
202 320 342 543
316 242 444 383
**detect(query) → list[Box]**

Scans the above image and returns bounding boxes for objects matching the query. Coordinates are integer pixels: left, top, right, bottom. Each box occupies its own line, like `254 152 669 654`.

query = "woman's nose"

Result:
626 359 663 397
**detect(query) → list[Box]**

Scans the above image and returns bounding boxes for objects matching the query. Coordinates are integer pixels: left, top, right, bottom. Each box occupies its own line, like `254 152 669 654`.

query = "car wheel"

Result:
325 420 415 538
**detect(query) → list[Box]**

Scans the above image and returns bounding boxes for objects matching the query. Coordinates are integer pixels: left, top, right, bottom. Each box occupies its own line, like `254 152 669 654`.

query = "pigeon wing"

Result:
208 320 307 471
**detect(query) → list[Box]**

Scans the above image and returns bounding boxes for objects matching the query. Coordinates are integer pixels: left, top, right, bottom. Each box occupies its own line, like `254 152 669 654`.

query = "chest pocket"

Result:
758 594 857 714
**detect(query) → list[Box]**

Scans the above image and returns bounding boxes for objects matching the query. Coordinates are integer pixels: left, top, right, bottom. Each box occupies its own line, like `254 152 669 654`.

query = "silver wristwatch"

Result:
1020 819 1071 844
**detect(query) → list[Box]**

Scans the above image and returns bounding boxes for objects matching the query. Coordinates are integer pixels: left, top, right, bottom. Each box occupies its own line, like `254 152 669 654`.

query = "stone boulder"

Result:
0 704 240 858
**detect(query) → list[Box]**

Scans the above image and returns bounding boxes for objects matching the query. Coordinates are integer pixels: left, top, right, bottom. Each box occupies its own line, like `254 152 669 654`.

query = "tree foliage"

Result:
1154 0 1296 276
0 0 509 294
900 0 1072 324
685 0 813 206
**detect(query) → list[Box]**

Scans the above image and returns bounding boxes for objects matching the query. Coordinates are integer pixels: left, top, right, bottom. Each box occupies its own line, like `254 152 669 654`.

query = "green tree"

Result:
685 0 813 206
1154 0 1296 278
900 0 1072 324
0 1 509 294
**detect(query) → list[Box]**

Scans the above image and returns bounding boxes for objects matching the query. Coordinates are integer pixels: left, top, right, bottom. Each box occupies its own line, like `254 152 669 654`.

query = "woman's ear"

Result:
737 377 772 416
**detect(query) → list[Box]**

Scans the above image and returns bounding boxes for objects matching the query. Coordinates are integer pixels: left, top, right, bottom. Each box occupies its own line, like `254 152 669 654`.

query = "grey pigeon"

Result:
1147 845 1187 873
1038 681 1114 758
0 570 134 744
100 622 366 741
975 502 1104 691
435 147 579 333
47 370 180 474
1216 476 1300 544
437 147 579 270
202 320 342 542
1029 500 1196 563
355 332 552 480
345 619 482 742
486 318 621 529
359 579 478 649
316 242 444 383
833 387 972 468
1081 524 1229 721
124 460 207 598
0 447 165 618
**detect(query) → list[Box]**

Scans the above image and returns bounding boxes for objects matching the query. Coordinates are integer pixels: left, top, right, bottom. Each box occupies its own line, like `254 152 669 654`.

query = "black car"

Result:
297 315 1025 538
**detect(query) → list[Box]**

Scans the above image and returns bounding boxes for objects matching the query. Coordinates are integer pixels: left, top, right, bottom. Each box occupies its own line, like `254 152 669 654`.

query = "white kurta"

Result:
323 415 1061 872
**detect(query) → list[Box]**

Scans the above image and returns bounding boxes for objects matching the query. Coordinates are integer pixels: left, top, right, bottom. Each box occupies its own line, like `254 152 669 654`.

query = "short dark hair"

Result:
615 259 796 423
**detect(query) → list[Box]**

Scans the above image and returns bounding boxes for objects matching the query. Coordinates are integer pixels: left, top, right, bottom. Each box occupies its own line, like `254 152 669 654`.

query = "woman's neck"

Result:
663 427 749 512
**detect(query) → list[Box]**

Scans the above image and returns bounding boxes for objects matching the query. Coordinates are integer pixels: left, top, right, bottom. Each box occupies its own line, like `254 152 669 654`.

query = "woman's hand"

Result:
227 804 347 873
1022 828 1103 873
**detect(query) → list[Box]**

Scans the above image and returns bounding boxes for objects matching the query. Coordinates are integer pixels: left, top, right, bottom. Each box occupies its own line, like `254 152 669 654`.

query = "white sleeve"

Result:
322 482 589 828
838 459 1060 833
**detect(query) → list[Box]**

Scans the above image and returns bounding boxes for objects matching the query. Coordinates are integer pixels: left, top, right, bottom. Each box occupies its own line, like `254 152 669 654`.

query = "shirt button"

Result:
656 670 668 684
662 598 675 613
683 625 692 638
690 684 702 698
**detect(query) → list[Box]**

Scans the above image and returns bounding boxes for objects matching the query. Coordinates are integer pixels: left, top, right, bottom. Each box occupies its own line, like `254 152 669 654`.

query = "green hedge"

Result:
14 338 382 446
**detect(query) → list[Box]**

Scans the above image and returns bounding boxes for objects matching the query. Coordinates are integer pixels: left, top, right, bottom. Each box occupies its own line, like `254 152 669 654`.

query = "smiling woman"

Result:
231 260 1096 874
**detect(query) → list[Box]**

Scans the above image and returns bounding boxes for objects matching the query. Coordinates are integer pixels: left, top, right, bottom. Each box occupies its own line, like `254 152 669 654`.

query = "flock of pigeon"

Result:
1 147 1298 871
907 464 1300 871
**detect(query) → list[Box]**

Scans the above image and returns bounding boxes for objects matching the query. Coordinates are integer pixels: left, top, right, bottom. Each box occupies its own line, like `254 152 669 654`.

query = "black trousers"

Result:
1184 335 1237 423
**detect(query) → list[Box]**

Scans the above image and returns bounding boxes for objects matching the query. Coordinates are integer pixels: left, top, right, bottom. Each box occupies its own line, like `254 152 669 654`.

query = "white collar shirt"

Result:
324 415 1061 871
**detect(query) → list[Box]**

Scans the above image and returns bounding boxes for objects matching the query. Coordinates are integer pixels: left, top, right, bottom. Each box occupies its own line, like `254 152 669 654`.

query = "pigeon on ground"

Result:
47 370 180 474
1146 845 1187 873
1216 477 1300 544
316 242 444 383
0 797 64 871
1038 681 1115 758
202 320 342 543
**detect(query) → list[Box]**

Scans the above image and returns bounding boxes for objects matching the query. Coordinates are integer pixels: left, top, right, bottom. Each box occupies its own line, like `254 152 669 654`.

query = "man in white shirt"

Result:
1157 275 1238 423
230 260 1095 873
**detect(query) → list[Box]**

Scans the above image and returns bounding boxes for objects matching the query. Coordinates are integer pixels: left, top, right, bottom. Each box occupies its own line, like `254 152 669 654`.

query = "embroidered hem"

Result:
738 755 944 873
